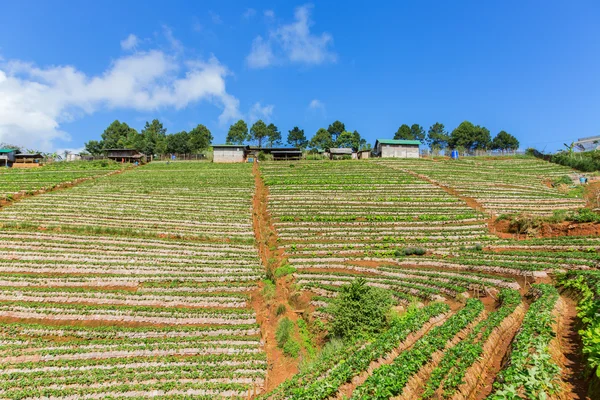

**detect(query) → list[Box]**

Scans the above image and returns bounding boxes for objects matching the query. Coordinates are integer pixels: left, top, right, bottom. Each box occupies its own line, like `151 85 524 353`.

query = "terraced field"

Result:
260 158 599 399
0 160 126 201
1 162 254 239
0 161 266 398
376 157 586 216
0 157 597 399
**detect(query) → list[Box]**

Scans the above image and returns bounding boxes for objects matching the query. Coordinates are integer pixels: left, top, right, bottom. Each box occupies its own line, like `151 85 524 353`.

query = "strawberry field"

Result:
0 157 597 399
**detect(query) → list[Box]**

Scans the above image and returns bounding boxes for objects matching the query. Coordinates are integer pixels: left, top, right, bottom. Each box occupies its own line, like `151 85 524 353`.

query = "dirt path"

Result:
555 296 590 400
250 162 304 395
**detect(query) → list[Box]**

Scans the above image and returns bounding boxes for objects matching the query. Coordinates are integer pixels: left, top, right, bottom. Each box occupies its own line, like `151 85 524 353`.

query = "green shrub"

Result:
328 278 394 340
276 317 294 346
276 304 287 316
552 175 573 187
567 208 600 223
413 247 426 256
276 317 300 357
282 338 301 357
275 264 297 278
262 279 276 300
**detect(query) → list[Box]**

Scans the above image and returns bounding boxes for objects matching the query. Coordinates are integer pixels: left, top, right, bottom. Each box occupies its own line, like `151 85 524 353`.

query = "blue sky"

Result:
0 1 598 153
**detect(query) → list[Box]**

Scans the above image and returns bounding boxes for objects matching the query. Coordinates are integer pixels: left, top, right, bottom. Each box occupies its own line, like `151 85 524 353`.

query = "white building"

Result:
374 139 420 158
213 145 248 163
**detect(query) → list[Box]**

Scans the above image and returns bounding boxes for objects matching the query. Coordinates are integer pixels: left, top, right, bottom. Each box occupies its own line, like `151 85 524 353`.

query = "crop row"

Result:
1 162 256 239
350 298 484 399
488 284 563 399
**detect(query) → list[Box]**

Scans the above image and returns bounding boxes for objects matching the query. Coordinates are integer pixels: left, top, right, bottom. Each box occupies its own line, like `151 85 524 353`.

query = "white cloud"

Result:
243 8 256 19
247 4 336 68
309 99 324 110
120 34 139 51
163 26 184 53
209 11 222 24
249 102 274 123
264 9 275 19
246 36 275 68
0 38 241 151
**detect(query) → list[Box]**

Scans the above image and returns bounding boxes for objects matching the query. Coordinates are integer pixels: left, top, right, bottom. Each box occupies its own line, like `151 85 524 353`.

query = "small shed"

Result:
15 153 42 164
357 149 371 159
329 148 355 160
0 149 16 167
213 145 248 163
105 149 146 163
374 139 420 158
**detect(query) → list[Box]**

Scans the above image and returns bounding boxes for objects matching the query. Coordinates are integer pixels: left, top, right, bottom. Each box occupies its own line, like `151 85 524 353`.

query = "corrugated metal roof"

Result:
376 139 421 146
0 149 16 153
213 144 248 148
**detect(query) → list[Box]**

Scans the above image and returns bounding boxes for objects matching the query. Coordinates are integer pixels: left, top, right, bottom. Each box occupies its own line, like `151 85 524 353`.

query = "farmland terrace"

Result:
0 156 597 399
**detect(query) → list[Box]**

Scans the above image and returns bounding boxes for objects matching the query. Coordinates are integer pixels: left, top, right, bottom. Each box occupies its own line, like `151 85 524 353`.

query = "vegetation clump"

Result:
328 278 394 340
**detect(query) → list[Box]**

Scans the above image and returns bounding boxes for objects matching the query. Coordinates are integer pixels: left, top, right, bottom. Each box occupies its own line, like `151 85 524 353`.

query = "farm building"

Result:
357 149 371 159
15 153 42 165
374 139 420 158
329 148 356 160
105 149 146 163
213 145 248 163
247 146 302 161
66 153 82 162
0 149 16 167
214 145 302 163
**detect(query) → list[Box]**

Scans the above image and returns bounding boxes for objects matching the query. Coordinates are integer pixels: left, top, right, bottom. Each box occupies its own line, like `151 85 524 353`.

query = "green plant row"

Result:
277 302 449 399
422 289 521 398
351 298 484 399
488 284 561 399
556 270 600 380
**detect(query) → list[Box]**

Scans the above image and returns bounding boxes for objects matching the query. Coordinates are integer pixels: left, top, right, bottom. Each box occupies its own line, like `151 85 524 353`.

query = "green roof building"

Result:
374 139 420 158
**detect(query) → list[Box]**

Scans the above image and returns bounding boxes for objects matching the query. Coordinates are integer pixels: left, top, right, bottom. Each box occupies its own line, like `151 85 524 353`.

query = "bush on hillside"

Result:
328 278 394 340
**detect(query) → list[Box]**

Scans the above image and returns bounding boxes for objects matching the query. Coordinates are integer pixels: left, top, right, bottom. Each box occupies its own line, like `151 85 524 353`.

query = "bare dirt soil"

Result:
251 162 307 393
491 219 600 239
556 296 591 400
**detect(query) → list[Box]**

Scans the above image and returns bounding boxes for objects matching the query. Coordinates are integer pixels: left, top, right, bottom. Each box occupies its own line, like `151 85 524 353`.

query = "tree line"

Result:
83 118 519 157
226 119 369 152
84 120 213 156
393 121 519 153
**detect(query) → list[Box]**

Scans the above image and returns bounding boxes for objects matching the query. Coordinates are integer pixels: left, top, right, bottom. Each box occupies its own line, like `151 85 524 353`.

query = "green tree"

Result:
309 128 334 150
393 124 412 140
427 122 450 153
327 120 346 142
410 124 426 141
287 126 308 149
449 121 491 151
226 120 249 145
99 120 140 150
188 124 213 152
491 131 519 152
335 131 355 149
266 123 282 147
166 131 190 154
84 140 103 156
250 120 269 148
140 119 167 155
335 130 366 151
329 278 394 339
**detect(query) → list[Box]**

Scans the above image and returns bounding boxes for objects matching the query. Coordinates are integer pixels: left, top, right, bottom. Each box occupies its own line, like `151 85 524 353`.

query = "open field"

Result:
0 157 597 399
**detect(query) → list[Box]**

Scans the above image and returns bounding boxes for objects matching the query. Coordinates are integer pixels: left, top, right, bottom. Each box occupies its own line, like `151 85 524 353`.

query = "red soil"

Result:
251 162 306 394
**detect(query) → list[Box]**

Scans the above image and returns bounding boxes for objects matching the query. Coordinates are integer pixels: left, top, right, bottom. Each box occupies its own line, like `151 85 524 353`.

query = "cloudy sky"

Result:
1 0 599 152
